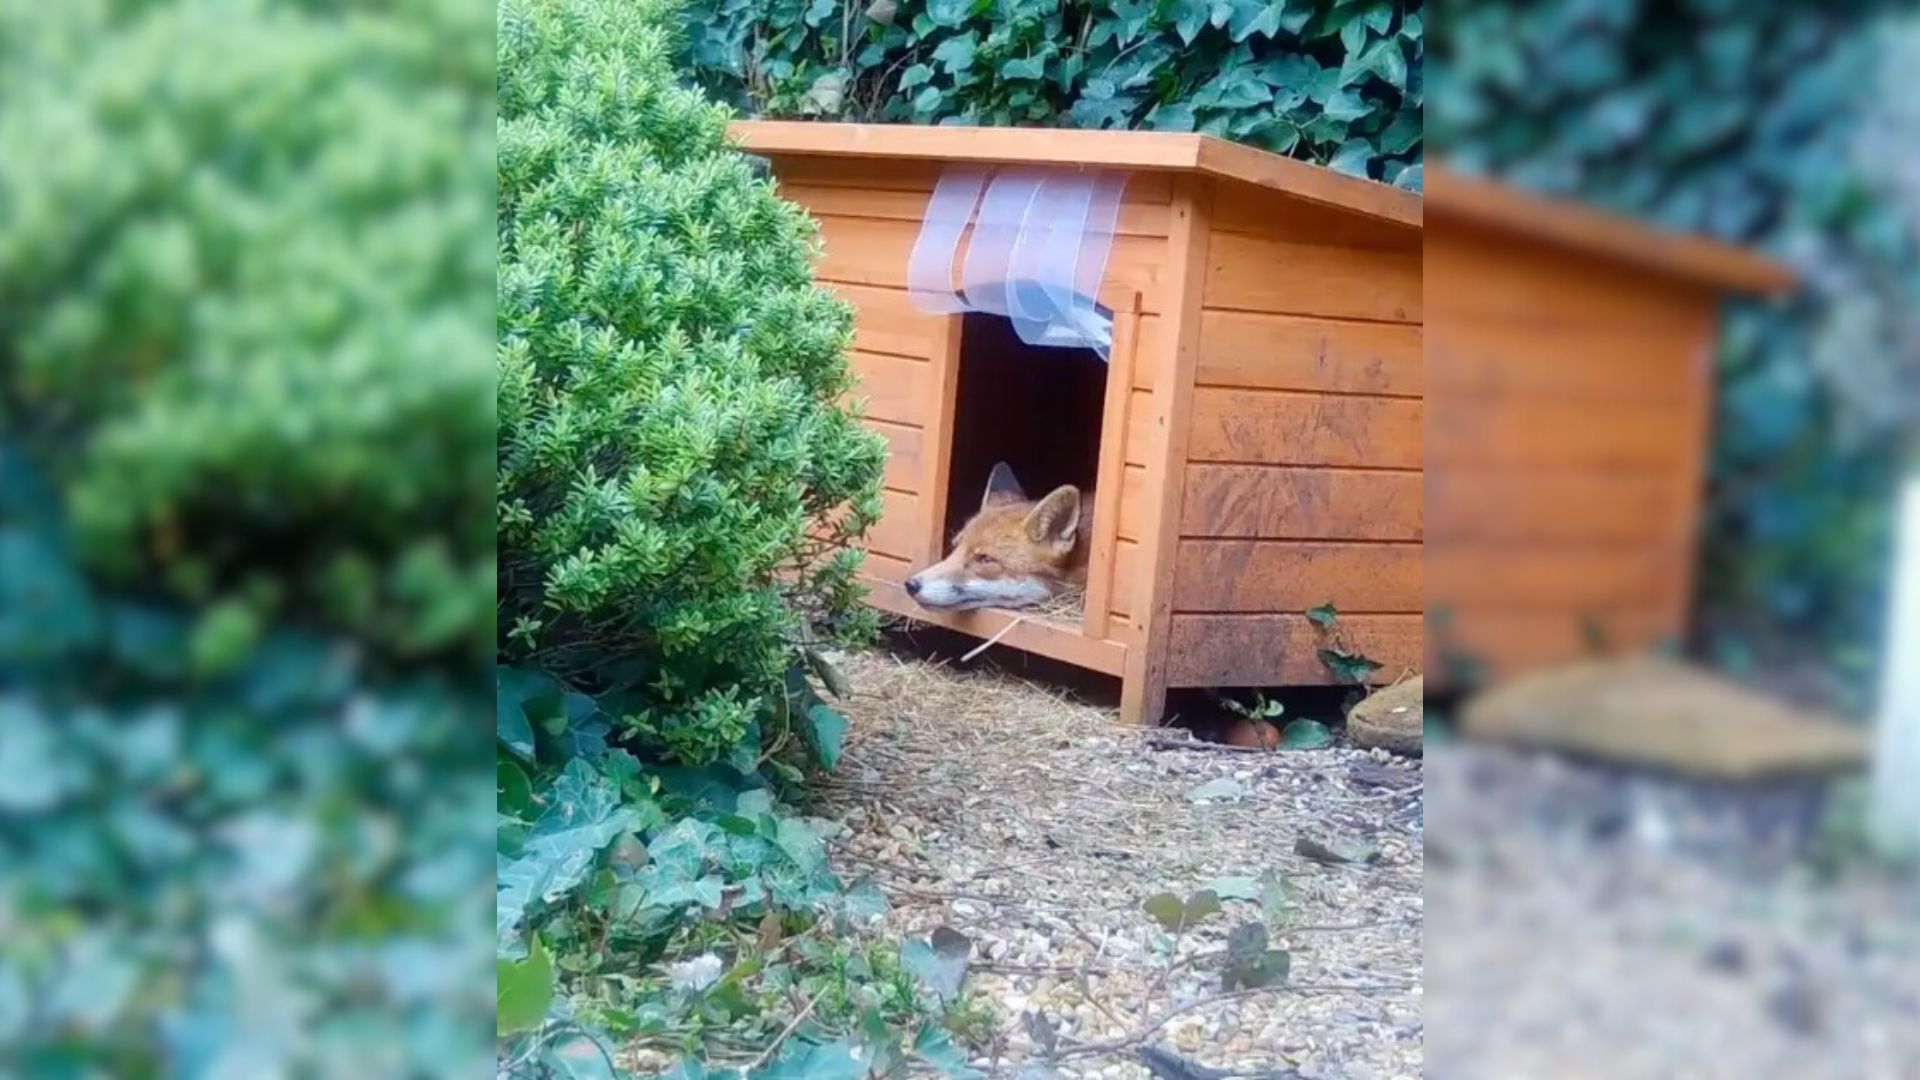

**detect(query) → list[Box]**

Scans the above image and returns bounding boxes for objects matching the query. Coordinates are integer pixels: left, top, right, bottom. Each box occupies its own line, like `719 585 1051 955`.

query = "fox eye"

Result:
971 552 997 567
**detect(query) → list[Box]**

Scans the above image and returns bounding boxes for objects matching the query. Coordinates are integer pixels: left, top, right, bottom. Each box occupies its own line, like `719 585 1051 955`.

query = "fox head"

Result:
905 463 1086 611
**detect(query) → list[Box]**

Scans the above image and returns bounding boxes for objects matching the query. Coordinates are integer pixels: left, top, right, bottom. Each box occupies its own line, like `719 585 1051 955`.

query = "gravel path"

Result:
1425 742 1920 1080
818 647 1426 1079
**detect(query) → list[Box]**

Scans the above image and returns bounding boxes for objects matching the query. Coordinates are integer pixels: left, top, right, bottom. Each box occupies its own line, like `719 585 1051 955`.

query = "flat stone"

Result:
1347 677 1423 756
1460 657 1868 780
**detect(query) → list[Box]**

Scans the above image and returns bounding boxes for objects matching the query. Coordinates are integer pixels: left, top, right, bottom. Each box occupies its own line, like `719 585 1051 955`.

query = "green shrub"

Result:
497 0 886 765
0 1 497 665
685 0 1423 186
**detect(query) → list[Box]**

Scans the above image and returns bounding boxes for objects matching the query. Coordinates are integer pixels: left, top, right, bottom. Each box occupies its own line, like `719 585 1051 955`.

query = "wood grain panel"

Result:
1425 399 1690 469
826 282 946 359
866 489 923 562
1425 228 1711 331
1109 537 1141 618
1116 465 1150 541
1186 388 1421 468
1180 465 1421 540
1167 613 1422 687
1124 390 1156 466
1210 182 1423 249
1140 310 1424 396
1426 609 1676 683
1427 325 1695 404
846 350 928 425
1426 469 1679 544
811 213 1172 314
1172 540 1422 613
1426 545 1669 611
1204 232 1421 323
868 419 923 494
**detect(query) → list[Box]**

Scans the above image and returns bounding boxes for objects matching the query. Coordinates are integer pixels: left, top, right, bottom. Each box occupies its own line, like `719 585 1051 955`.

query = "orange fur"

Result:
906 465 1093 611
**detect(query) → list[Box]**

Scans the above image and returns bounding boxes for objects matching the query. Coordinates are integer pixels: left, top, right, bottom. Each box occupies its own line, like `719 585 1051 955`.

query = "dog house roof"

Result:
731 121 1793 295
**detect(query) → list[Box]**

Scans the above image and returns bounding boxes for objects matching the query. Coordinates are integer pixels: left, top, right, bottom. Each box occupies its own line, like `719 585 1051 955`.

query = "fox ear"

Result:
982 462 1027 509
1024 486 1081 551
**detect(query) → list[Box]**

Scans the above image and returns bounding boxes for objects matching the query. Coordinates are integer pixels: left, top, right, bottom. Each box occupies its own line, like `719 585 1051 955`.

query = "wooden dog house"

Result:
733 121 1423 725
1424 166 1793 684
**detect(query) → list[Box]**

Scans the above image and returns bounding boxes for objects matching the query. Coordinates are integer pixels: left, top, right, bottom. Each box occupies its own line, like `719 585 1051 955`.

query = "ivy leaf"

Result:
901 926 972 1000
1305 602 1339 629
802 701 847 770
931 34 976 74
927 0 971 28
1321 88 1371 122
1147 102 1197 132
1319 647 1382 684
1393 162 1423 192
1228 0 1286 42
1360 38 1406 91
496 665 554 759
1142 889 1221 932
912 1023 981 1079
496 934 554 1035
755 1037 862 1080
1000 55 1046 80
900 64 934 91
1328 136 1373 177
1280 718 1333 749
1339 15 1369 55
1173 0 1209 44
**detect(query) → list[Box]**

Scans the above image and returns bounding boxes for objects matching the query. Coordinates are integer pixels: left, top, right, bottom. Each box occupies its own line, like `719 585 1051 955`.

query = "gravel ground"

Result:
1425 741 1920 1080
817 647 1426 1079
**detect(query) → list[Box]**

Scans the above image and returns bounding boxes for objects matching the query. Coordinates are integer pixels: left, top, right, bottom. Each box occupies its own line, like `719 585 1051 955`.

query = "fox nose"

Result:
904 576 922 598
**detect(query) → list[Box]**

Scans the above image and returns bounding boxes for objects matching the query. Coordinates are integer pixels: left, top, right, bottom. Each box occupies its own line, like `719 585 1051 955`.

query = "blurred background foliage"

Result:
1429 0 1920 708
683 0 1425 186
0 0 495 1074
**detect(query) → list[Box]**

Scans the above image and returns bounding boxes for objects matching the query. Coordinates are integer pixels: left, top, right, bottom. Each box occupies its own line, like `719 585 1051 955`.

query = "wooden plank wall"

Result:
767 154 1171 633
1162 182 1425 688
1423 226 1719 681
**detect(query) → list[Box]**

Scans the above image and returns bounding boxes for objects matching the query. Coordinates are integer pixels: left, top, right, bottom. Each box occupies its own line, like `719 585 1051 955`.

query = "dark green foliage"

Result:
498 0 887 766
685 0 1424 185
1431 2 1919 699
0 1 496 664
0 1 495 1074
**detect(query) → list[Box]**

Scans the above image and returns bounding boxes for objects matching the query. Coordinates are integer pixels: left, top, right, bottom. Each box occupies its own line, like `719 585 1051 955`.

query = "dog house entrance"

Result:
941 310 1110 620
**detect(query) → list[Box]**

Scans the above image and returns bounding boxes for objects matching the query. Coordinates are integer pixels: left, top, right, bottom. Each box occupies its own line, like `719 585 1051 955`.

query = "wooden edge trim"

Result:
1119 174 1215 725
1426 163 1794 296
732 120 1425 230
1083 293 1144 641
918 314 965 565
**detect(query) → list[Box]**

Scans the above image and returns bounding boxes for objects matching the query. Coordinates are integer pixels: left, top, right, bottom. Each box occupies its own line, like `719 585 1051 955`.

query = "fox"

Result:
904 462 1092 611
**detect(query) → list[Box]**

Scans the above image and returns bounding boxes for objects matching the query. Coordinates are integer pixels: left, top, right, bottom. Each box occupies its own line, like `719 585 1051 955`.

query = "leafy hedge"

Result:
499 0 886 768
1431 2 1920 699
0 0 494 1074
686 0 1424 186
